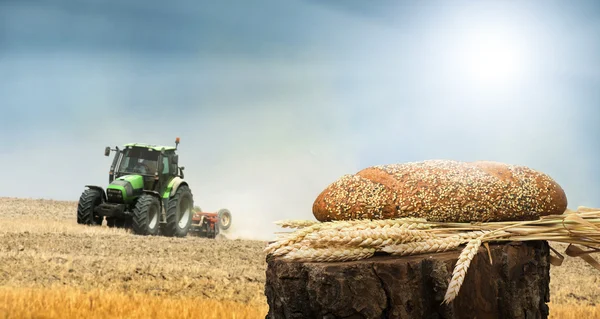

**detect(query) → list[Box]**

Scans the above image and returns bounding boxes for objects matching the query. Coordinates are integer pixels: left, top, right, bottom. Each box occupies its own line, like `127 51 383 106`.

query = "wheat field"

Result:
0 197 598 318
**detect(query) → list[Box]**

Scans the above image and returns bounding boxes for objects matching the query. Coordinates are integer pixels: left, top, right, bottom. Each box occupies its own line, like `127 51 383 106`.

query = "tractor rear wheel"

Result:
161 185 193 237
131 194 160 236
217 208 232 230
77 188 104 225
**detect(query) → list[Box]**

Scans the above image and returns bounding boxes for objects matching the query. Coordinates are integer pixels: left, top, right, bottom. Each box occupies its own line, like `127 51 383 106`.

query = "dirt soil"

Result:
0 197 268 306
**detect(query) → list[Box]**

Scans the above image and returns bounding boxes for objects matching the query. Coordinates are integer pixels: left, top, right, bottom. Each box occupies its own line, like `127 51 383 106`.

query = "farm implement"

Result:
190 207 232 238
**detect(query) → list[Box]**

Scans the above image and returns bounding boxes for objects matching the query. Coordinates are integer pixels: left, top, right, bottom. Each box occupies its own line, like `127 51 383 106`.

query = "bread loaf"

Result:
312 160 568 222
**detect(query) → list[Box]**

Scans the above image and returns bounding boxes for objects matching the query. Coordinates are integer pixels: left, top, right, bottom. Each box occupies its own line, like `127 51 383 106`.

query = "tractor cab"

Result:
117 149 160 176
106 140 184 194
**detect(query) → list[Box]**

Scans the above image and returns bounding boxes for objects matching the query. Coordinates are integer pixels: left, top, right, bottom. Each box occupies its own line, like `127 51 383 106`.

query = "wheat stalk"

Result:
442 236 483 304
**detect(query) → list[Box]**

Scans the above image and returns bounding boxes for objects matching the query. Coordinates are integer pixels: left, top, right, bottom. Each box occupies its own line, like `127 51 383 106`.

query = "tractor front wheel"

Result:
77 188 104 225
131 194 160 236
161 185 193 237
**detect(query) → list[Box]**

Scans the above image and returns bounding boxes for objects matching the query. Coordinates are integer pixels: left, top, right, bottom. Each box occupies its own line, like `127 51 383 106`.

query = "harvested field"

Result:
0 197 599 318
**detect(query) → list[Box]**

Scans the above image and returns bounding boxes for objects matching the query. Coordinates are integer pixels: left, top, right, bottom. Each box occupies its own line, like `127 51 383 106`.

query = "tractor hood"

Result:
106 175 144 203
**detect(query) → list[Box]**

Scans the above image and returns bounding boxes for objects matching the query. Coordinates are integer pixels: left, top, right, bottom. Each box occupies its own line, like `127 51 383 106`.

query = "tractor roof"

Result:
123 143 177 151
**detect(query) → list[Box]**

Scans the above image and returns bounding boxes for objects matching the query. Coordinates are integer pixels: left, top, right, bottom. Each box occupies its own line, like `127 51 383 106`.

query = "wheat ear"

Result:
381 237 461 256
265 220 363 255
307 226 436 248
270 224 413 255
323 218 433 230
265 219 431 255
281 247 376 262
442 237 483 304
380 230 490 256
274 220 319 229
264 223 330 254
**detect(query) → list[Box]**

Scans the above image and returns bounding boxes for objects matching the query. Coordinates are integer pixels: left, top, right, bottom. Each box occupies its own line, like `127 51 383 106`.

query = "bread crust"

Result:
312 160 568 222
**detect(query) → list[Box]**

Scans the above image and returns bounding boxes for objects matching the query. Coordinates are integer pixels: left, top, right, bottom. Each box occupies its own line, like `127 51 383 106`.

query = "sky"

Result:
1 0 599 240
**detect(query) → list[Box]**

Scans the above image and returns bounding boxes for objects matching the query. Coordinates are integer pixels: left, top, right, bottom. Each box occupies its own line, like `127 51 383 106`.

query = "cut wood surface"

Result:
265 241 551 319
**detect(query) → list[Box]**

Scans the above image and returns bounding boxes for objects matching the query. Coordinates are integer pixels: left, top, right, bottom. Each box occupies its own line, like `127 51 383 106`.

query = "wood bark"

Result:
264 241 550 319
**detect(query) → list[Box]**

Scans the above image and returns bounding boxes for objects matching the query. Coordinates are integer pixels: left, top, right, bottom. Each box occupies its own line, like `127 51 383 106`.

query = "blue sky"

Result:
1 0 599 240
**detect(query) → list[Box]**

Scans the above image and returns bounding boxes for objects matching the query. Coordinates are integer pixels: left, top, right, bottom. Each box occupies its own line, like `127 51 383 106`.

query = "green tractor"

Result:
76 137 194 237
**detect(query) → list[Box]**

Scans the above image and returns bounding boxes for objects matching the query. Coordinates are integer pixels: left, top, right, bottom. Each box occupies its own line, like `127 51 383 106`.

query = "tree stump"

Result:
264 241 550 319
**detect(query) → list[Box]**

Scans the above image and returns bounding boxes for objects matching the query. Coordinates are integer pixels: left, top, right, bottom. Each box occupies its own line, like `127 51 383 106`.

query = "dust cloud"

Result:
179 108 362 241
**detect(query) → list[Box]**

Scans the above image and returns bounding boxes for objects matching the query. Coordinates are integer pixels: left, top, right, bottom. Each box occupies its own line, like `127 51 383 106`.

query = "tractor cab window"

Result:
117 148 159 175
162 157 169 174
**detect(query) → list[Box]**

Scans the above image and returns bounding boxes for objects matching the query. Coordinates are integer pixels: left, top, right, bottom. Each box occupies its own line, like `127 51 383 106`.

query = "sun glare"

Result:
464 32 521 84
456 26 528 90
